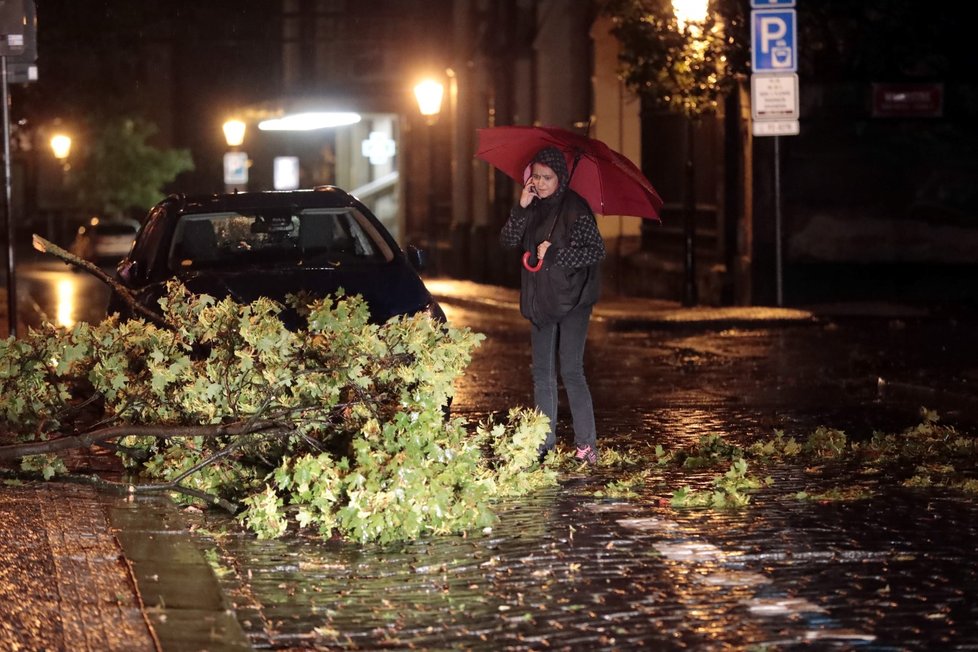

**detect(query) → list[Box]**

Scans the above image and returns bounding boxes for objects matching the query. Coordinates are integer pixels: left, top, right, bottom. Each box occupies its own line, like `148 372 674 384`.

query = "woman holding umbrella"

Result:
499 146 605 465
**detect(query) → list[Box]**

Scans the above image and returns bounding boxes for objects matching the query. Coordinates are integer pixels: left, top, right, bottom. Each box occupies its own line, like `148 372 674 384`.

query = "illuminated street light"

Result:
50 133 72 160
414 79 444 120
672 0 708 33
222 119 246 147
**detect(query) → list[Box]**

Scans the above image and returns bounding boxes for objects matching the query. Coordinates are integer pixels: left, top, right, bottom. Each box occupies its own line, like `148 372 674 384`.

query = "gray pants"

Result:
530 303 596 451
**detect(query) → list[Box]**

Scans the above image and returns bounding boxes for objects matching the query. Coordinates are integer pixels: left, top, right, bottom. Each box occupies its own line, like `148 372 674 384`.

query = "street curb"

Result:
428 286 818 331
106 495 252 651
597 314 817 331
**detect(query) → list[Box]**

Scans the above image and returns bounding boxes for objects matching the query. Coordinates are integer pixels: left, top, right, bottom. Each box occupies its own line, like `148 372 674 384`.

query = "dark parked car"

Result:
70 216 140 265
108 187 444 327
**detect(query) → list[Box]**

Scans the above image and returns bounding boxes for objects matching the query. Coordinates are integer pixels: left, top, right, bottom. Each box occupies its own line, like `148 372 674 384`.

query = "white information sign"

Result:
751 73 799 120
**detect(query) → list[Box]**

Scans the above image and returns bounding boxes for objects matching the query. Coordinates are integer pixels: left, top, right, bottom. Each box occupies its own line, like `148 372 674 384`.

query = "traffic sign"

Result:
752 9 796 72
223 151 249 186
751 73 799 120
0 0 30 57
751 0 795 6
8 0 34 64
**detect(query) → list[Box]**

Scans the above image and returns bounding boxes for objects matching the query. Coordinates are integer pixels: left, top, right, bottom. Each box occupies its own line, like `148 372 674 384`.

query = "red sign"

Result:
872 83 943 118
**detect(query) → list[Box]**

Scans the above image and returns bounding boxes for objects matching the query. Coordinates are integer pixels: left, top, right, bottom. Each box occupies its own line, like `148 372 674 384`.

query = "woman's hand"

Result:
520 180 538 208
536 240 551 260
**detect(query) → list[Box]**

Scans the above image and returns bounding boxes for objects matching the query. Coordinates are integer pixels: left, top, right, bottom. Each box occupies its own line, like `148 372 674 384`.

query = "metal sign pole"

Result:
751 0 797 308
774 134 783 307
1 54 15 337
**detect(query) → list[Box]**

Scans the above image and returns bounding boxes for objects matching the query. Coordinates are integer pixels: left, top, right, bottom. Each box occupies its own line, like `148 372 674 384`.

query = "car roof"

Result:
164 186 361 216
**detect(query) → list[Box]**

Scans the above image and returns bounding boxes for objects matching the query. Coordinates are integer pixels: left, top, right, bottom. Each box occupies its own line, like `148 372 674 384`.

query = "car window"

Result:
168 207 394 271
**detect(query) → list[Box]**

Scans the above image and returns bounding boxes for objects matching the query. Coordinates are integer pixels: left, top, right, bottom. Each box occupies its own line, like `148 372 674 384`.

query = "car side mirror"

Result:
406 245 426 272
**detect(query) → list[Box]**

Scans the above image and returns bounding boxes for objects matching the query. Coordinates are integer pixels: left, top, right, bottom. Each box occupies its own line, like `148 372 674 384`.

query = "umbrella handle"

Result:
522 251 543 272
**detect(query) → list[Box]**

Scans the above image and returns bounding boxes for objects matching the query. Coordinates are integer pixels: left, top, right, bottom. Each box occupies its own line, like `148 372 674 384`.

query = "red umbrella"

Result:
475 124 663 221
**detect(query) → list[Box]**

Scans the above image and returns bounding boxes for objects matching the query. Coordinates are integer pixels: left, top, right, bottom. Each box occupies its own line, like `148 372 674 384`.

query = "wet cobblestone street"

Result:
185 296 978 650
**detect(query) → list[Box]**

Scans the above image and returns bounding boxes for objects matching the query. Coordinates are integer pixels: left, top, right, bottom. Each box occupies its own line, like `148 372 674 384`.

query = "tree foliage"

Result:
0 281 556 544
70 117 194 217
600 0 749 117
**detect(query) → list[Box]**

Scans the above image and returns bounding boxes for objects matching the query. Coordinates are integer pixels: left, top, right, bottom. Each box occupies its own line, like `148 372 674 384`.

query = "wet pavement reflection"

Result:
15 259 112 330
179 296 978 650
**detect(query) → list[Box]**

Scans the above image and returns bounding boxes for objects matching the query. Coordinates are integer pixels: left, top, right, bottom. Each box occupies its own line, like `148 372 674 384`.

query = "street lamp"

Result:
673 0 708 33
222 119 248 192
50 133 72 163
414 78 444 271
673 0 708 307
414 79 444 122
222 119 246 147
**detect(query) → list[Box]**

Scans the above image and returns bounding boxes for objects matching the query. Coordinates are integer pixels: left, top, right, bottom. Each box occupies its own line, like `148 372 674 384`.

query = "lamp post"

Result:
222 119 247 192
673 0 708 307
47 132 72 244
414 78 444 271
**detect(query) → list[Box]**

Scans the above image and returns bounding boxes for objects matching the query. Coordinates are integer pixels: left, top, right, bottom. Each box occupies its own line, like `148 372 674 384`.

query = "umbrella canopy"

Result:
475 125 663 221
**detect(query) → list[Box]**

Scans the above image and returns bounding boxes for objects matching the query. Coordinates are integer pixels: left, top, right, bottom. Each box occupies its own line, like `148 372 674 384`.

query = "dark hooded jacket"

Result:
500 146 605 326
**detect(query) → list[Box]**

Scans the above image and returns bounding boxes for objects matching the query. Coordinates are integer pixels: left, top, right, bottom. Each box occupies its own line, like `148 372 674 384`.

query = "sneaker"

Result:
575 445 598 465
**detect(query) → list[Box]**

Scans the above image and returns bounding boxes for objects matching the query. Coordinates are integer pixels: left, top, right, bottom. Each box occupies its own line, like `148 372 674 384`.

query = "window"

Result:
168 207 393 271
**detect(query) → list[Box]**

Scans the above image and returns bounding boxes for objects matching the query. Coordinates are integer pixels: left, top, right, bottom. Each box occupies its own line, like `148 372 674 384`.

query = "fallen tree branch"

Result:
0 467 239 513
32 234 171 330
0 418 290 461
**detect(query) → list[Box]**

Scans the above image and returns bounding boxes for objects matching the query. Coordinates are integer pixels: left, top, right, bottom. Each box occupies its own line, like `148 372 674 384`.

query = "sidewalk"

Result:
423 278 933 328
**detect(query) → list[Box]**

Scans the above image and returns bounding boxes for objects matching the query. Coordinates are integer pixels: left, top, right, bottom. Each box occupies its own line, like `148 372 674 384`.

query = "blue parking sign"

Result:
752 9 797 72
751 0 795 6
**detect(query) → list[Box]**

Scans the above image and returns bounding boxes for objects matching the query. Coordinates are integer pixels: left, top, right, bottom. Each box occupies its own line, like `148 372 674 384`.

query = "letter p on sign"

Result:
759 17 787 53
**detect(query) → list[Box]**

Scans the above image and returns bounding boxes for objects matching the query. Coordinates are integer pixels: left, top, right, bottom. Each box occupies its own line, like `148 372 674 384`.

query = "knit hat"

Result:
531 146 570 196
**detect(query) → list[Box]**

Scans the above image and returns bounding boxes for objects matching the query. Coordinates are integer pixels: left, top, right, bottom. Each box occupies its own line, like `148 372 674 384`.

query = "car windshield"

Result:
167 207 394 271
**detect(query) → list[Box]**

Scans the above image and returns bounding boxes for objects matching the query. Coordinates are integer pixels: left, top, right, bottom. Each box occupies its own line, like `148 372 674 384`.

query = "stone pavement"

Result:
0 279 946 651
